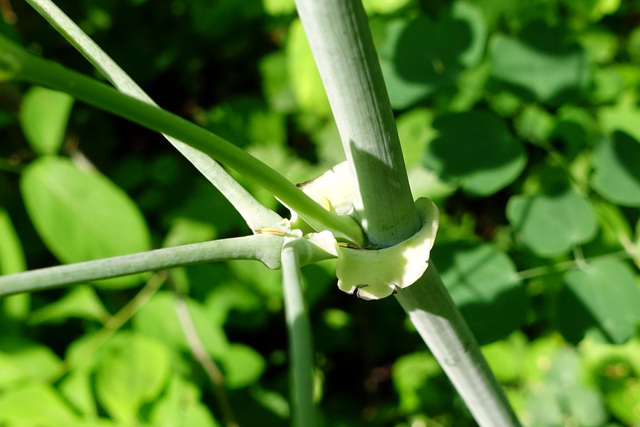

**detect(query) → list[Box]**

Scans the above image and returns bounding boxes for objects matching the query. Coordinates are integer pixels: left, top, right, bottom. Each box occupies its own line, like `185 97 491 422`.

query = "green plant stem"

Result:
25 0 282 232
516 250 628 280
0 36 364 247
396 266 521 426
294 1 520 425
294 0 419 246
0 235 284 297
281 239 316 427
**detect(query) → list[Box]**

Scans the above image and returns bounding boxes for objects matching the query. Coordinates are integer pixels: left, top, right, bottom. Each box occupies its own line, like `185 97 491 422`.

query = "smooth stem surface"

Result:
295 1 520 425
396 266 521 426
25 0 282 232
0 36 364 247
295 0 419 246
0 235 284 297
281 240 316 427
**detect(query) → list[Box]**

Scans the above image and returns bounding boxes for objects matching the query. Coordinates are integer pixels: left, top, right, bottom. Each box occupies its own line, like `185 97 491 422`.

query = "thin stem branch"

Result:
0 36 364 246
516 250 629 280
24 0 282 232
281 240 316 427
0 235 284 297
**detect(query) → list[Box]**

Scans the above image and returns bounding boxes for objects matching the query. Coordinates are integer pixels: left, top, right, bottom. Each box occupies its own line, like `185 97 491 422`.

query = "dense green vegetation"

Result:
1 0 640 425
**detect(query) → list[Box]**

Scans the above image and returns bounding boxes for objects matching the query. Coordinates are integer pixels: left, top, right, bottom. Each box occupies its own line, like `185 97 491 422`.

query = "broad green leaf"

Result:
523 348 607 427
392 352 443 412
19 86 74 155
287 19 331 116
423 110 526 196
513 104 556 144
604 380 640 424
490 22 588 104
262 0 295 16
481 332 528 383
8 345 64 383
0 207 25 274
59 368 96 418
557 258 640 345
362 0 411 14
0 383 80 426
95 331 171 423
20 156 151 288
133 292 229 359
598 96 640 142
220 343 266 389
259 51 297 113
591 132 640 207
150 376 220 427
432 241 527 345
507 180 598 257
379 2 487 108
28 286 110 325
0 207 29 319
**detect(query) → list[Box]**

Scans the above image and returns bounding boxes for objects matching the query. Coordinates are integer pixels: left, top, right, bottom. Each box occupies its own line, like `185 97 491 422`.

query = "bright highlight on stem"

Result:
0 35 365 247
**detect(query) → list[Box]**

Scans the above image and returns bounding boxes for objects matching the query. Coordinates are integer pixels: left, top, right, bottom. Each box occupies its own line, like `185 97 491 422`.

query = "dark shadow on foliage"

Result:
612 131 640 187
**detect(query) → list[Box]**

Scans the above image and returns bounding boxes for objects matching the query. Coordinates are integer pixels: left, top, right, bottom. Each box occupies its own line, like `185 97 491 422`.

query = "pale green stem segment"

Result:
281 239 316 427
0 235 284 297
25 0 282 231
294 0 420 246
294 1 521 425
396 266 521 426
0 37 364 247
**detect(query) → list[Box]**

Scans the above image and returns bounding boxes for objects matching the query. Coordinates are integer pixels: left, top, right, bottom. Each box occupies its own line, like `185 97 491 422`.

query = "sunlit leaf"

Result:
591 132 640 207
507 178 598 257
28 286 110 325
150 376 220 427
133 292 229 359
19 86 74 155
0 383 79 426
220 343 266 389
557 258 640 345
95 332 171 422
432 241 527 345
20 157 151 288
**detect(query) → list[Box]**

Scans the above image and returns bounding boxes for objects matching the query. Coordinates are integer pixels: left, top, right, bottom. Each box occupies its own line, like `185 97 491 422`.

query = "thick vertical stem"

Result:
294 0 420 246
295 1 521 425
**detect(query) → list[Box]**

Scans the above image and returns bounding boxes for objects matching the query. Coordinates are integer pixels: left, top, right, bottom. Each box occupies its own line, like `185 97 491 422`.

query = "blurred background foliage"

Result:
1 0 640 425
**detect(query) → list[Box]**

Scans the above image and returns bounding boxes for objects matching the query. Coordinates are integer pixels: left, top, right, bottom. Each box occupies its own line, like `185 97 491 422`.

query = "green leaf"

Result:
0 383 80 426
490 22 588 104
287 19 332 116
150 376 220 427
28 286 110 325
19 86 74 155
59 368 97 418
0 207 29 319
95 331 171 423
220 343 266 389
432 241 528 345
362 0 412 14
557 258 640 345
591 132 640 207
523 347 607 427
392 352 443 412
8 345 64 383
598 96 640 142
133 292 229 359
423 110 527 196
20 156 151 288
507 176 598 257
379 2 487 108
